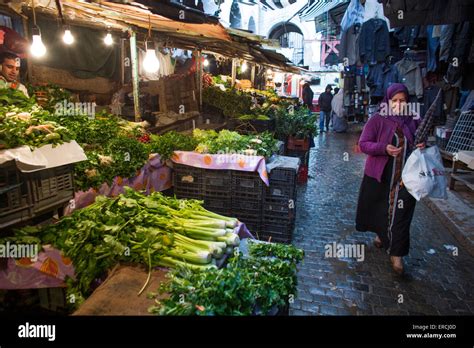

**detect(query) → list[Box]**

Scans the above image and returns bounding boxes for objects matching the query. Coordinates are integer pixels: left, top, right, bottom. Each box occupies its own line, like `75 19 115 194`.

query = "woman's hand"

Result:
416 142 426 149
386 144 402 157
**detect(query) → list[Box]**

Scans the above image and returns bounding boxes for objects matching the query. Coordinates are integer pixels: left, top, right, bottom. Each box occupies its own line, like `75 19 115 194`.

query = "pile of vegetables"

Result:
0 104 73 150
148 131 198 162
27 83 72 113
193 129 278 157
0 88 37 108
202 86 252 118
149 240 304 315
274 106 317 140
3 189 241 308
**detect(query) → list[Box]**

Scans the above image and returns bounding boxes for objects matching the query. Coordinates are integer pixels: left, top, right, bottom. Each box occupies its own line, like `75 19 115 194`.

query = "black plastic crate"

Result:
263 198 296 220
232 171 264 200
202 169 232 196
232 199 262 215
203 194 232 216
285 149 309 166
263 182 296 201
268 167 298 185
233 211 261 234
173 163 203 198
174 190 203 201
260 220 295 244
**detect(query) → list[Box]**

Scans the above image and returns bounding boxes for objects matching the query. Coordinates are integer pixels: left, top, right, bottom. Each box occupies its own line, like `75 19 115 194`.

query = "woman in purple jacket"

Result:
356 83 425 275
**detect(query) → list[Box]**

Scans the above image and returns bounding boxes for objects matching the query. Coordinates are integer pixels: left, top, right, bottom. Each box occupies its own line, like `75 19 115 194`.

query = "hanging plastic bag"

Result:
402 146 448 201
341 0 365 32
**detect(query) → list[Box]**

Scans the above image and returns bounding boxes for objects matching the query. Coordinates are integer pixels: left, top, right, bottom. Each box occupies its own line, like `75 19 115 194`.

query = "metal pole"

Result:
121 38 125 86
129 30 141 122
198 50 203 109
231 58 237 87
250 64 256 87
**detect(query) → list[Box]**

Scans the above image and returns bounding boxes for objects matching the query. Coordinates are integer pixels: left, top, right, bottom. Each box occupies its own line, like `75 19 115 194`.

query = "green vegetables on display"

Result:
5 189 241 308
149 241 304 316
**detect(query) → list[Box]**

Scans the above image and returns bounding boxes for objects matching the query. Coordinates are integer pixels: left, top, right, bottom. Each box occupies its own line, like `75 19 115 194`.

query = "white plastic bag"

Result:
402 146 448 201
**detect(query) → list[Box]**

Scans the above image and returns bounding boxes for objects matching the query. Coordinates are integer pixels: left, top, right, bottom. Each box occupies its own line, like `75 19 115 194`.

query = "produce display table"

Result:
66 154 172 213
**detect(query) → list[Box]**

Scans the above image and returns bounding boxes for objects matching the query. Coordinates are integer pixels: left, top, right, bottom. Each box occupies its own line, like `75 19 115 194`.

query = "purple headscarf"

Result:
378 83 418 146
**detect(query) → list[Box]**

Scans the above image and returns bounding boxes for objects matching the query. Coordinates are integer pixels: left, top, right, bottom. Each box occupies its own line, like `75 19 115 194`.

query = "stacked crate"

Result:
172 163 204 200
202 169 232 217
0 162 75 229
261 157 299 243
231 171 264 235
285 136 310 184
173 156 299 243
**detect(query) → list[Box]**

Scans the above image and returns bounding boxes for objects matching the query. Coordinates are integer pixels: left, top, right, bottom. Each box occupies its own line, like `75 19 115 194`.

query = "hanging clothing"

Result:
444 22 472 86
426 25 441 72
367 62 400 98
439 24 456 62
340 0 365 32
138 48 175 80
394 58 424 98
394 26 421 49
380 0 474 27
339 23 361 66
359 18 391 65
460 90 474 112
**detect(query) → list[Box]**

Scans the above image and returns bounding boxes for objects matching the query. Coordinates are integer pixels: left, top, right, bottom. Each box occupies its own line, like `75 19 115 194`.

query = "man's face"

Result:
1 58 20 82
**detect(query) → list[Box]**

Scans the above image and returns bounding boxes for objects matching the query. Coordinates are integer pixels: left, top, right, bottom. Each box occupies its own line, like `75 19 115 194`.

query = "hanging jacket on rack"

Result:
339 23 361 66
394 26 421 48
445 22 472 86
366 62 400 98
426 25 441 72
395 58 424 98
380 0 474 27
359 18 390 66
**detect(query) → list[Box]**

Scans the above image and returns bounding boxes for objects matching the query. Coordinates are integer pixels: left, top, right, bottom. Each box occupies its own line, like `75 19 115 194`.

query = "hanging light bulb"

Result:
203 58 209 67
143 42 160 73
63 26 74 45
266 68 273 75
241 61 248 72
30 26 46 58
104 31 113 46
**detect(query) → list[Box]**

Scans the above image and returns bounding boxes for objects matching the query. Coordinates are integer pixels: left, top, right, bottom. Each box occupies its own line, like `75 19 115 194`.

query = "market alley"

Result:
290 127 474 316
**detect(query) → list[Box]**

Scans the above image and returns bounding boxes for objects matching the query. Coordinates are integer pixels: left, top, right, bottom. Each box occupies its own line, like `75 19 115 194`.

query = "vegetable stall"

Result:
0 0 312 316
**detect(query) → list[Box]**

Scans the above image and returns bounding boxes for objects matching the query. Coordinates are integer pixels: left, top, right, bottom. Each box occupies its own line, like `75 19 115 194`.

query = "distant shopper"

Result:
318 84 333 132
302 82 314 111
331 88 348 133
355 83 425 275
0 52 28 97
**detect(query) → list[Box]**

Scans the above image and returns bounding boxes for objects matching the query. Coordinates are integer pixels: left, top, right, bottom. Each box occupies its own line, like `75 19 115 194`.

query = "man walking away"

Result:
318 84 333 133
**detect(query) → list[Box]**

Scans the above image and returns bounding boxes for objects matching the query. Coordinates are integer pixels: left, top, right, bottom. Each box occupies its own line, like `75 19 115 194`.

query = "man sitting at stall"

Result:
0 51 29 97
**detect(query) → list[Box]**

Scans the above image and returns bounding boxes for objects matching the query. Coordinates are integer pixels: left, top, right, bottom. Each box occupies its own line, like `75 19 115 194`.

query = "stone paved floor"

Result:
290 127 474 316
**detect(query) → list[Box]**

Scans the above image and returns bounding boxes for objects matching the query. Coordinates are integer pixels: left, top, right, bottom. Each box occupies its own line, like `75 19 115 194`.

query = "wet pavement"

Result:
290 126 474 315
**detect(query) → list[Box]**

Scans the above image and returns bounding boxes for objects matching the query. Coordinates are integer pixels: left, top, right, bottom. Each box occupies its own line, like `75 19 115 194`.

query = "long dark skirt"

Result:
355 134 416 256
